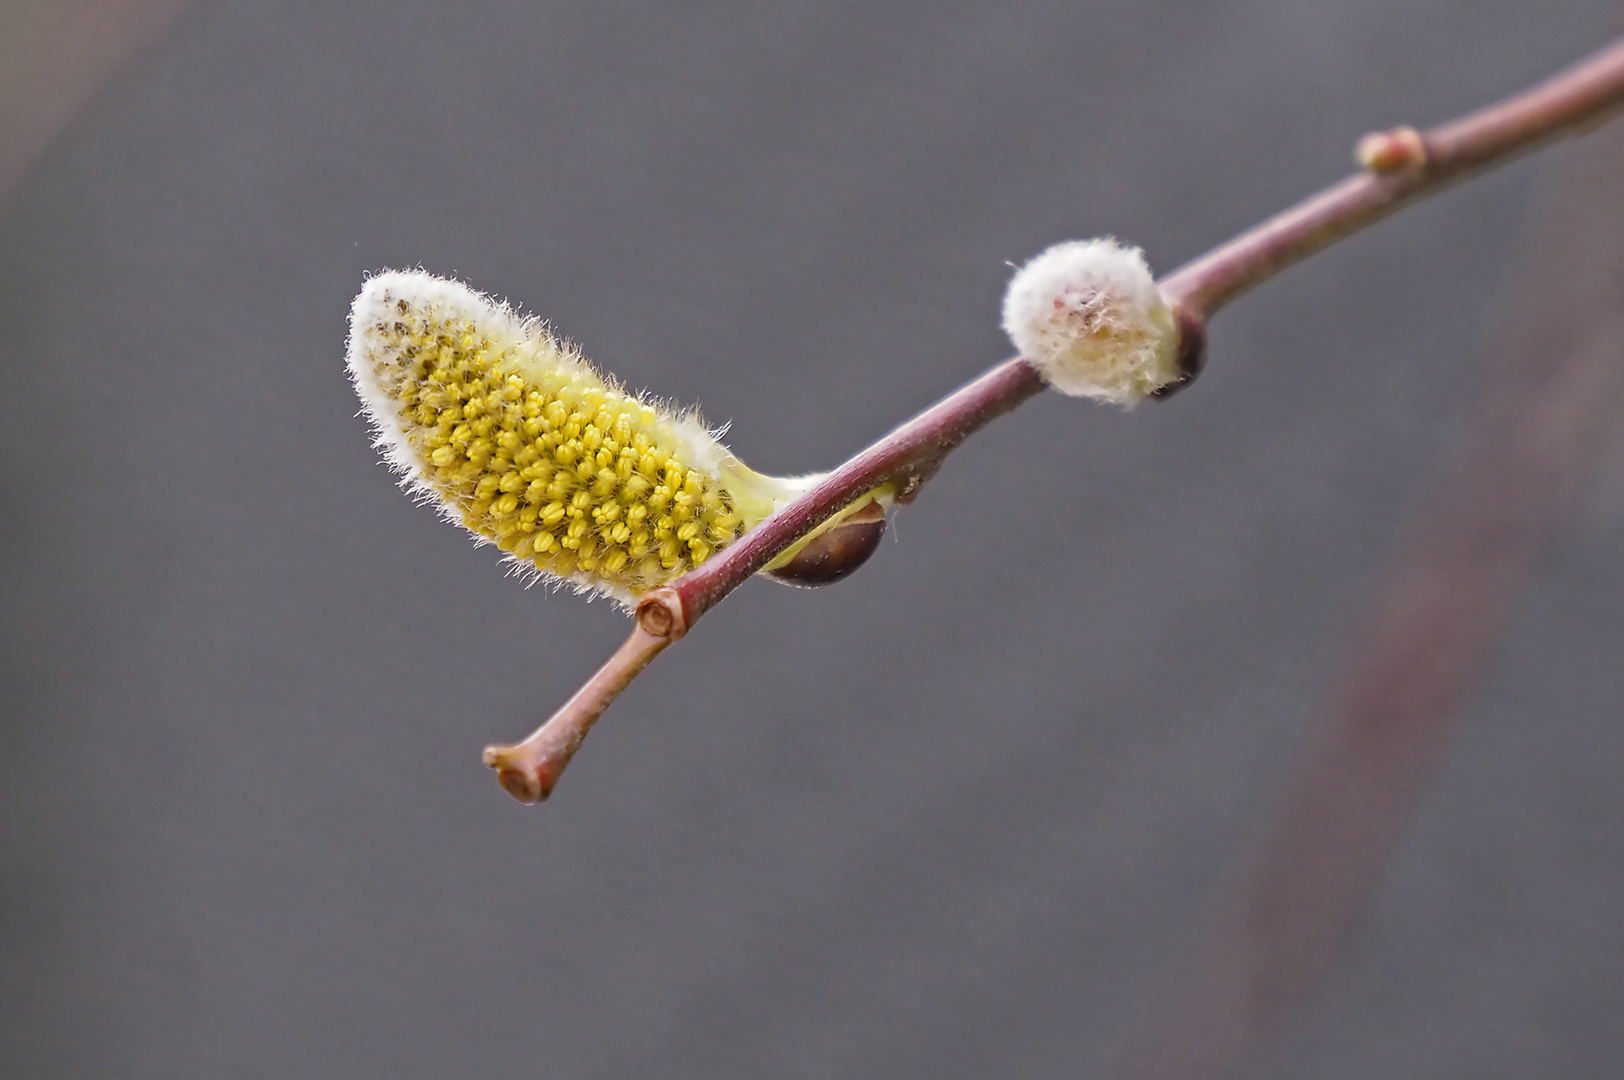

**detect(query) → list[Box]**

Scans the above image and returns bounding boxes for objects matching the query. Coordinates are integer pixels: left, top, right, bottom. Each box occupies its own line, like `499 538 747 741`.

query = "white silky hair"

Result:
344 268 741 606
1001 238 1180 405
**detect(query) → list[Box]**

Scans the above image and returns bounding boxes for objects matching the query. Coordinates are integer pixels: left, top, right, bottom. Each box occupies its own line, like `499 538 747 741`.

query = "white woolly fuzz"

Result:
1001 239 1181 405
343 268 757 606
346 268 731 485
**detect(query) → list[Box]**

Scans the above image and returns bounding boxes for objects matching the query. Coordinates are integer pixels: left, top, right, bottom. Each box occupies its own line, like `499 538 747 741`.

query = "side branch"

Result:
483 589 686 803
1111 100 1624 1080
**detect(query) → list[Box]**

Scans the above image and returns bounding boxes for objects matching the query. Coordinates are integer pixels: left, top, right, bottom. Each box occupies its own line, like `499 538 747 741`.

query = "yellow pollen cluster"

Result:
349 274 748 600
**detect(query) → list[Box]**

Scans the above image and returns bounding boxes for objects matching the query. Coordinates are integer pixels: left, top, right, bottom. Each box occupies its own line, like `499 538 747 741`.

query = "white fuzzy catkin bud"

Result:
1001 238 1181 405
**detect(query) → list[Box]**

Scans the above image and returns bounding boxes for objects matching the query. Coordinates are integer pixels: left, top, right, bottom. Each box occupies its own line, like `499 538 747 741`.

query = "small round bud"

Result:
1356 126 1427 174
764 497 887 587
1001 238 1181 405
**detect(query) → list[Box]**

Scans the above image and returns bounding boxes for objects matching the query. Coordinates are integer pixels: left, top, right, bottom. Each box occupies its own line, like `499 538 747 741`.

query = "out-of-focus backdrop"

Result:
3 2 1622 1077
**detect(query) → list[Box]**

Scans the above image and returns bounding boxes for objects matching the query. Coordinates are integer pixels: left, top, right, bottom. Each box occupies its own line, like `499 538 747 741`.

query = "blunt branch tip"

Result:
496 766 549 804
483 744 558 804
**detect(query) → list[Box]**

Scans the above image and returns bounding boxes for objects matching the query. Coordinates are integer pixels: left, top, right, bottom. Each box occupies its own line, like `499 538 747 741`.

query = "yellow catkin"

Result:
347 271 787 605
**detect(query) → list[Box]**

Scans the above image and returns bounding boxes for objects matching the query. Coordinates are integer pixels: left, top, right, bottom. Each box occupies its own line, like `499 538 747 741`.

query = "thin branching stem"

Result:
1113 95 1624 1080
1160 33 1624 316
486 33 1624 802
679 33 1624 628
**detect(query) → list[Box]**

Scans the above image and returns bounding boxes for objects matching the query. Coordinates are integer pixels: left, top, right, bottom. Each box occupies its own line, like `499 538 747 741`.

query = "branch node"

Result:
1355 125 1429 174
636 587 687 640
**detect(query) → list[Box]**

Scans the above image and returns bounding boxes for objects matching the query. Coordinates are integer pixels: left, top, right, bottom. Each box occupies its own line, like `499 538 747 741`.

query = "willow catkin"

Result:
347 270 802 606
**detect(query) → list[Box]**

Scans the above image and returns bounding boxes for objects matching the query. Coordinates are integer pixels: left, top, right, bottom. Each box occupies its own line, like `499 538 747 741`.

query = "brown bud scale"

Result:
763 499 887 587
1149 305 1208 400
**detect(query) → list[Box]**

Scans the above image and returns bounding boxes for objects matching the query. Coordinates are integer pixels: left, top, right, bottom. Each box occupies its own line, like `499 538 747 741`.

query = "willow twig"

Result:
486 33 1624 802
1111 93 1624 1080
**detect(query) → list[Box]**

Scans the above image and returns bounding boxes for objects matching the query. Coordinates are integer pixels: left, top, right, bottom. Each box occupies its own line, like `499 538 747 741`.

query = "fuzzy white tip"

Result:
343 268 752 607
1001 239 1181 405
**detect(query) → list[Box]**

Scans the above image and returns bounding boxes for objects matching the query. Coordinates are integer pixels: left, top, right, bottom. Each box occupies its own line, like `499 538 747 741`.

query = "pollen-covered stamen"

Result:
346 270 791 605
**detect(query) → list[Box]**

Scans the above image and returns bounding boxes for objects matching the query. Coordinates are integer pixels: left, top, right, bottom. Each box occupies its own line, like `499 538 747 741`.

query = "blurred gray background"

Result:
3 1 1622 1076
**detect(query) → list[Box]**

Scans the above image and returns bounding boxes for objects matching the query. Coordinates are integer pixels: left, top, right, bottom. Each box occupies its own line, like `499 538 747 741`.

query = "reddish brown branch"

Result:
1112 105 1624 1080
482 589 687 803
670 32 1624 636
488 33 1624 802
1158 35 1624 318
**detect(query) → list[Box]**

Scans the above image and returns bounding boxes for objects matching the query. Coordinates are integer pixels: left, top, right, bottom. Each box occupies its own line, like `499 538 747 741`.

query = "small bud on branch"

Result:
763 497 888 587
1356 125 1429 174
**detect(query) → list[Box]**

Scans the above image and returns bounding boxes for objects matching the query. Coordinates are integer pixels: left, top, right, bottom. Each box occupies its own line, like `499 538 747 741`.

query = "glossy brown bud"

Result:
1149 305 1208 400
763 498 887 587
